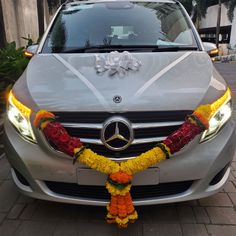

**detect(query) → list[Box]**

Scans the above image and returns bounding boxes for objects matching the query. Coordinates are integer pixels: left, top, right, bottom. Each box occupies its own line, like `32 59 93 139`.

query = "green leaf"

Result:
0 42 29 106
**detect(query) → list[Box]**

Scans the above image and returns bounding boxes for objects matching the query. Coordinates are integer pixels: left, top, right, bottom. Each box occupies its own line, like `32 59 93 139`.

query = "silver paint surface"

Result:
13 51 226 113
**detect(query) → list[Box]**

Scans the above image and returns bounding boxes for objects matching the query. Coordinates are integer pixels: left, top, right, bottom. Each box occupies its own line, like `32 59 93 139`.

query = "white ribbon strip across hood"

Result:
16 51 225 112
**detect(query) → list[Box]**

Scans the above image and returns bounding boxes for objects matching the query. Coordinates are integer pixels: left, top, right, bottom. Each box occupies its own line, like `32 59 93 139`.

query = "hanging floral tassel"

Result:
106 172 138 228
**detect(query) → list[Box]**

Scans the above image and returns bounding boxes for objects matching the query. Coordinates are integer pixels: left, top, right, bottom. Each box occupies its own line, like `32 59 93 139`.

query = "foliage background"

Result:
0 43 29 108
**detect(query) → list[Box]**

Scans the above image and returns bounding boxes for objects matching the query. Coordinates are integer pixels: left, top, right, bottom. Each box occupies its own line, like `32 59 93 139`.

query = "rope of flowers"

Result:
34 88 230 228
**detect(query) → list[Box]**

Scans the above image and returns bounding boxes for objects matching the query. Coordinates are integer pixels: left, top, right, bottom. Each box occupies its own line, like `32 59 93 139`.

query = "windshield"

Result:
42 1 198 53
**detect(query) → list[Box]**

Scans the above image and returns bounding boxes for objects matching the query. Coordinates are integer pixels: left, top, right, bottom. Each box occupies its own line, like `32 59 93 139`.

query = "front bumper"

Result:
3 117 236 206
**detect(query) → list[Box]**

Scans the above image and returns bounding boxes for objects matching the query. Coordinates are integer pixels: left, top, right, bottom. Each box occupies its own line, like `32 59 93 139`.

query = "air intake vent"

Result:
45 180 194 200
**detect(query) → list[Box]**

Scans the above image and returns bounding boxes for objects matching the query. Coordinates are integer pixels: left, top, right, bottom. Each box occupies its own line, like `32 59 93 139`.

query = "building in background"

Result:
1 0 236 54
199 3 236 54
0 0 54 48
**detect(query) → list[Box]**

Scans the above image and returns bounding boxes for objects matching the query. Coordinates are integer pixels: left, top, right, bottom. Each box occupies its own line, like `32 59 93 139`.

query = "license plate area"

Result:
77 167 159 186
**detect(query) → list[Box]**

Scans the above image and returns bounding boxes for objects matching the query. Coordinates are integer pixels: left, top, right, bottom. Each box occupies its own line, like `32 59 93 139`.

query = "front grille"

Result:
65 125 181 139
51 111 192 158
45 181 194 200
54 111 191 123
87 143 157 158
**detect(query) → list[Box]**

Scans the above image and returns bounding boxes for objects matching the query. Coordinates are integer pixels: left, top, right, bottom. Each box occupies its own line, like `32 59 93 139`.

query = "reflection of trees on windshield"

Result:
137 3 178 42
84 40 91 48
51 15 66 52
62 9 81 15
153 4 188 43
103 37 112 46
81 38 112 48
42 2 196 53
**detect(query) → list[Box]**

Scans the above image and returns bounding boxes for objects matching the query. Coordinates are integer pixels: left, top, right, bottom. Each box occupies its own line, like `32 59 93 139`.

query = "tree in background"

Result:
47 0 60 14
37 0 68 38
180 0 236 47
181 0 236 22
47 0 67 14
179 0 193 14
225 0 236 21
216 0 222 48
180 0 207 27
37 0 45 38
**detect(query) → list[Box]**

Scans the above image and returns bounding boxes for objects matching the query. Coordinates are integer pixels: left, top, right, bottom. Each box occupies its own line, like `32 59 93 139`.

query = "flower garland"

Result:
34 88 231 228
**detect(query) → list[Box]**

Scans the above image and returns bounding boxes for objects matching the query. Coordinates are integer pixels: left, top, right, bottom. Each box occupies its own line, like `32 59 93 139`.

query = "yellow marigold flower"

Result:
79 149 120 175
40 121 51 130
106 182 131 196
107 211 138 225
194 104 212 121
74 147 82 155
120 147 166 175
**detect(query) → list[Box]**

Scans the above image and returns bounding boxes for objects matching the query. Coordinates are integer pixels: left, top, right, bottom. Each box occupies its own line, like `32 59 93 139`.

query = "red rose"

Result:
59 133 70 143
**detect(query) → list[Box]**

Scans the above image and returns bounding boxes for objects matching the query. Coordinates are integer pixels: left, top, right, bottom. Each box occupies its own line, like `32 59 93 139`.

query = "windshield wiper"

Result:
62 45 135 53
152 45 199 52
61 45 199 53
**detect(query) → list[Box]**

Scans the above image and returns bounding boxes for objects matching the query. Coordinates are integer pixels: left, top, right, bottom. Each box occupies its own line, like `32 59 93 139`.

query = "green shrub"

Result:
0 42 29 109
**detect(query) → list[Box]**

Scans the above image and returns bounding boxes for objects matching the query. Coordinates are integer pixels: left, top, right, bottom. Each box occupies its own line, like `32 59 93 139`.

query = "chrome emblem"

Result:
113 95 122 104
101 117 134 151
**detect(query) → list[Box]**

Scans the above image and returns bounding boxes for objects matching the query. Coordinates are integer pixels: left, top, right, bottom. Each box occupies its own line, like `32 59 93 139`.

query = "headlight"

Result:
200 91 232 142
7 91 36 143
209 48 219 56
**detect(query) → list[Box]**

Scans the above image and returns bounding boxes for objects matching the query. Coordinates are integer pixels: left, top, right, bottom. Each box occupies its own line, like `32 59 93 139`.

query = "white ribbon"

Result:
95 51 141 77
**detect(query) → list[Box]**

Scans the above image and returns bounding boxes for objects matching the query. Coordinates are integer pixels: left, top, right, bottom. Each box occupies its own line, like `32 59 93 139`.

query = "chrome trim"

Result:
101 116 134 151
62 121 183 129
44 119 183 160
80 138 103 145
133 121 183 129
80 137 166 145
132 137 166 144
62 123 102 129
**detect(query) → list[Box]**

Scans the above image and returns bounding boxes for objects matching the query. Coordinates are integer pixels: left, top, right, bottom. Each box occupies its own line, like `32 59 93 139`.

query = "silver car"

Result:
3 0 236 206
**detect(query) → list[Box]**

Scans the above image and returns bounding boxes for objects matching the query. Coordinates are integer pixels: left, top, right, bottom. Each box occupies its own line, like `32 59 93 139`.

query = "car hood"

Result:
13 51 226 112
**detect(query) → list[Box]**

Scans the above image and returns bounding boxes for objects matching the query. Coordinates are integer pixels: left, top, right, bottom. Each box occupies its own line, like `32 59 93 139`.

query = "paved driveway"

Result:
0 63 236 236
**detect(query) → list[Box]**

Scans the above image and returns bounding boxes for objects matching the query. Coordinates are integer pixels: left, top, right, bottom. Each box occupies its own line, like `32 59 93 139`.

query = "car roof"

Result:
65 0 177 6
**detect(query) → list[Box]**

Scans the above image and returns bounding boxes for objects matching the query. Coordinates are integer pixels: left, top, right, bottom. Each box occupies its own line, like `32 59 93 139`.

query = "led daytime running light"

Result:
210 88 231 116
8 91 31 118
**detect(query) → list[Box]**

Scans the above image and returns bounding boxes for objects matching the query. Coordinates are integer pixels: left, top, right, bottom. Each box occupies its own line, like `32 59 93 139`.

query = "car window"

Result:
42 1 197 53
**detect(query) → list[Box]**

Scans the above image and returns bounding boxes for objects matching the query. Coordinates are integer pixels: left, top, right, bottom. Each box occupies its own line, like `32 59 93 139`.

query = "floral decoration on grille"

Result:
34 88 231 228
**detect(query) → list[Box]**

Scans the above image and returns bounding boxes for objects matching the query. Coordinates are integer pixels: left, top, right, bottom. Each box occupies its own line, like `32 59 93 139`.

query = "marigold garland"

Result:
34 88 231 228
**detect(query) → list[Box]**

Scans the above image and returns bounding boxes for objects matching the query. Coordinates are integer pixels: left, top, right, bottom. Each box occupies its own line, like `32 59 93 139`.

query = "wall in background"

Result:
230 9 236 47
1 0 53 48
200 4 236 48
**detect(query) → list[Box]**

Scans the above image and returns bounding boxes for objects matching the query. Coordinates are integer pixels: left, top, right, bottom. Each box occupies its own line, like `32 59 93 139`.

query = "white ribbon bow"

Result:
95 51 141 77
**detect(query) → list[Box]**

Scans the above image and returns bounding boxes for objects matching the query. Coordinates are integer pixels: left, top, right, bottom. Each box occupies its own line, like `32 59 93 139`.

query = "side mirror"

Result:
24 45 38 59
202 42 219 57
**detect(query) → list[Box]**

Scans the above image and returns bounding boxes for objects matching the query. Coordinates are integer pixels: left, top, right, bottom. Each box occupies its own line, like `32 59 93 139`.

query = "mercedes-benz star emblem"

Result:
113 95 122 104
101 117 134 151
